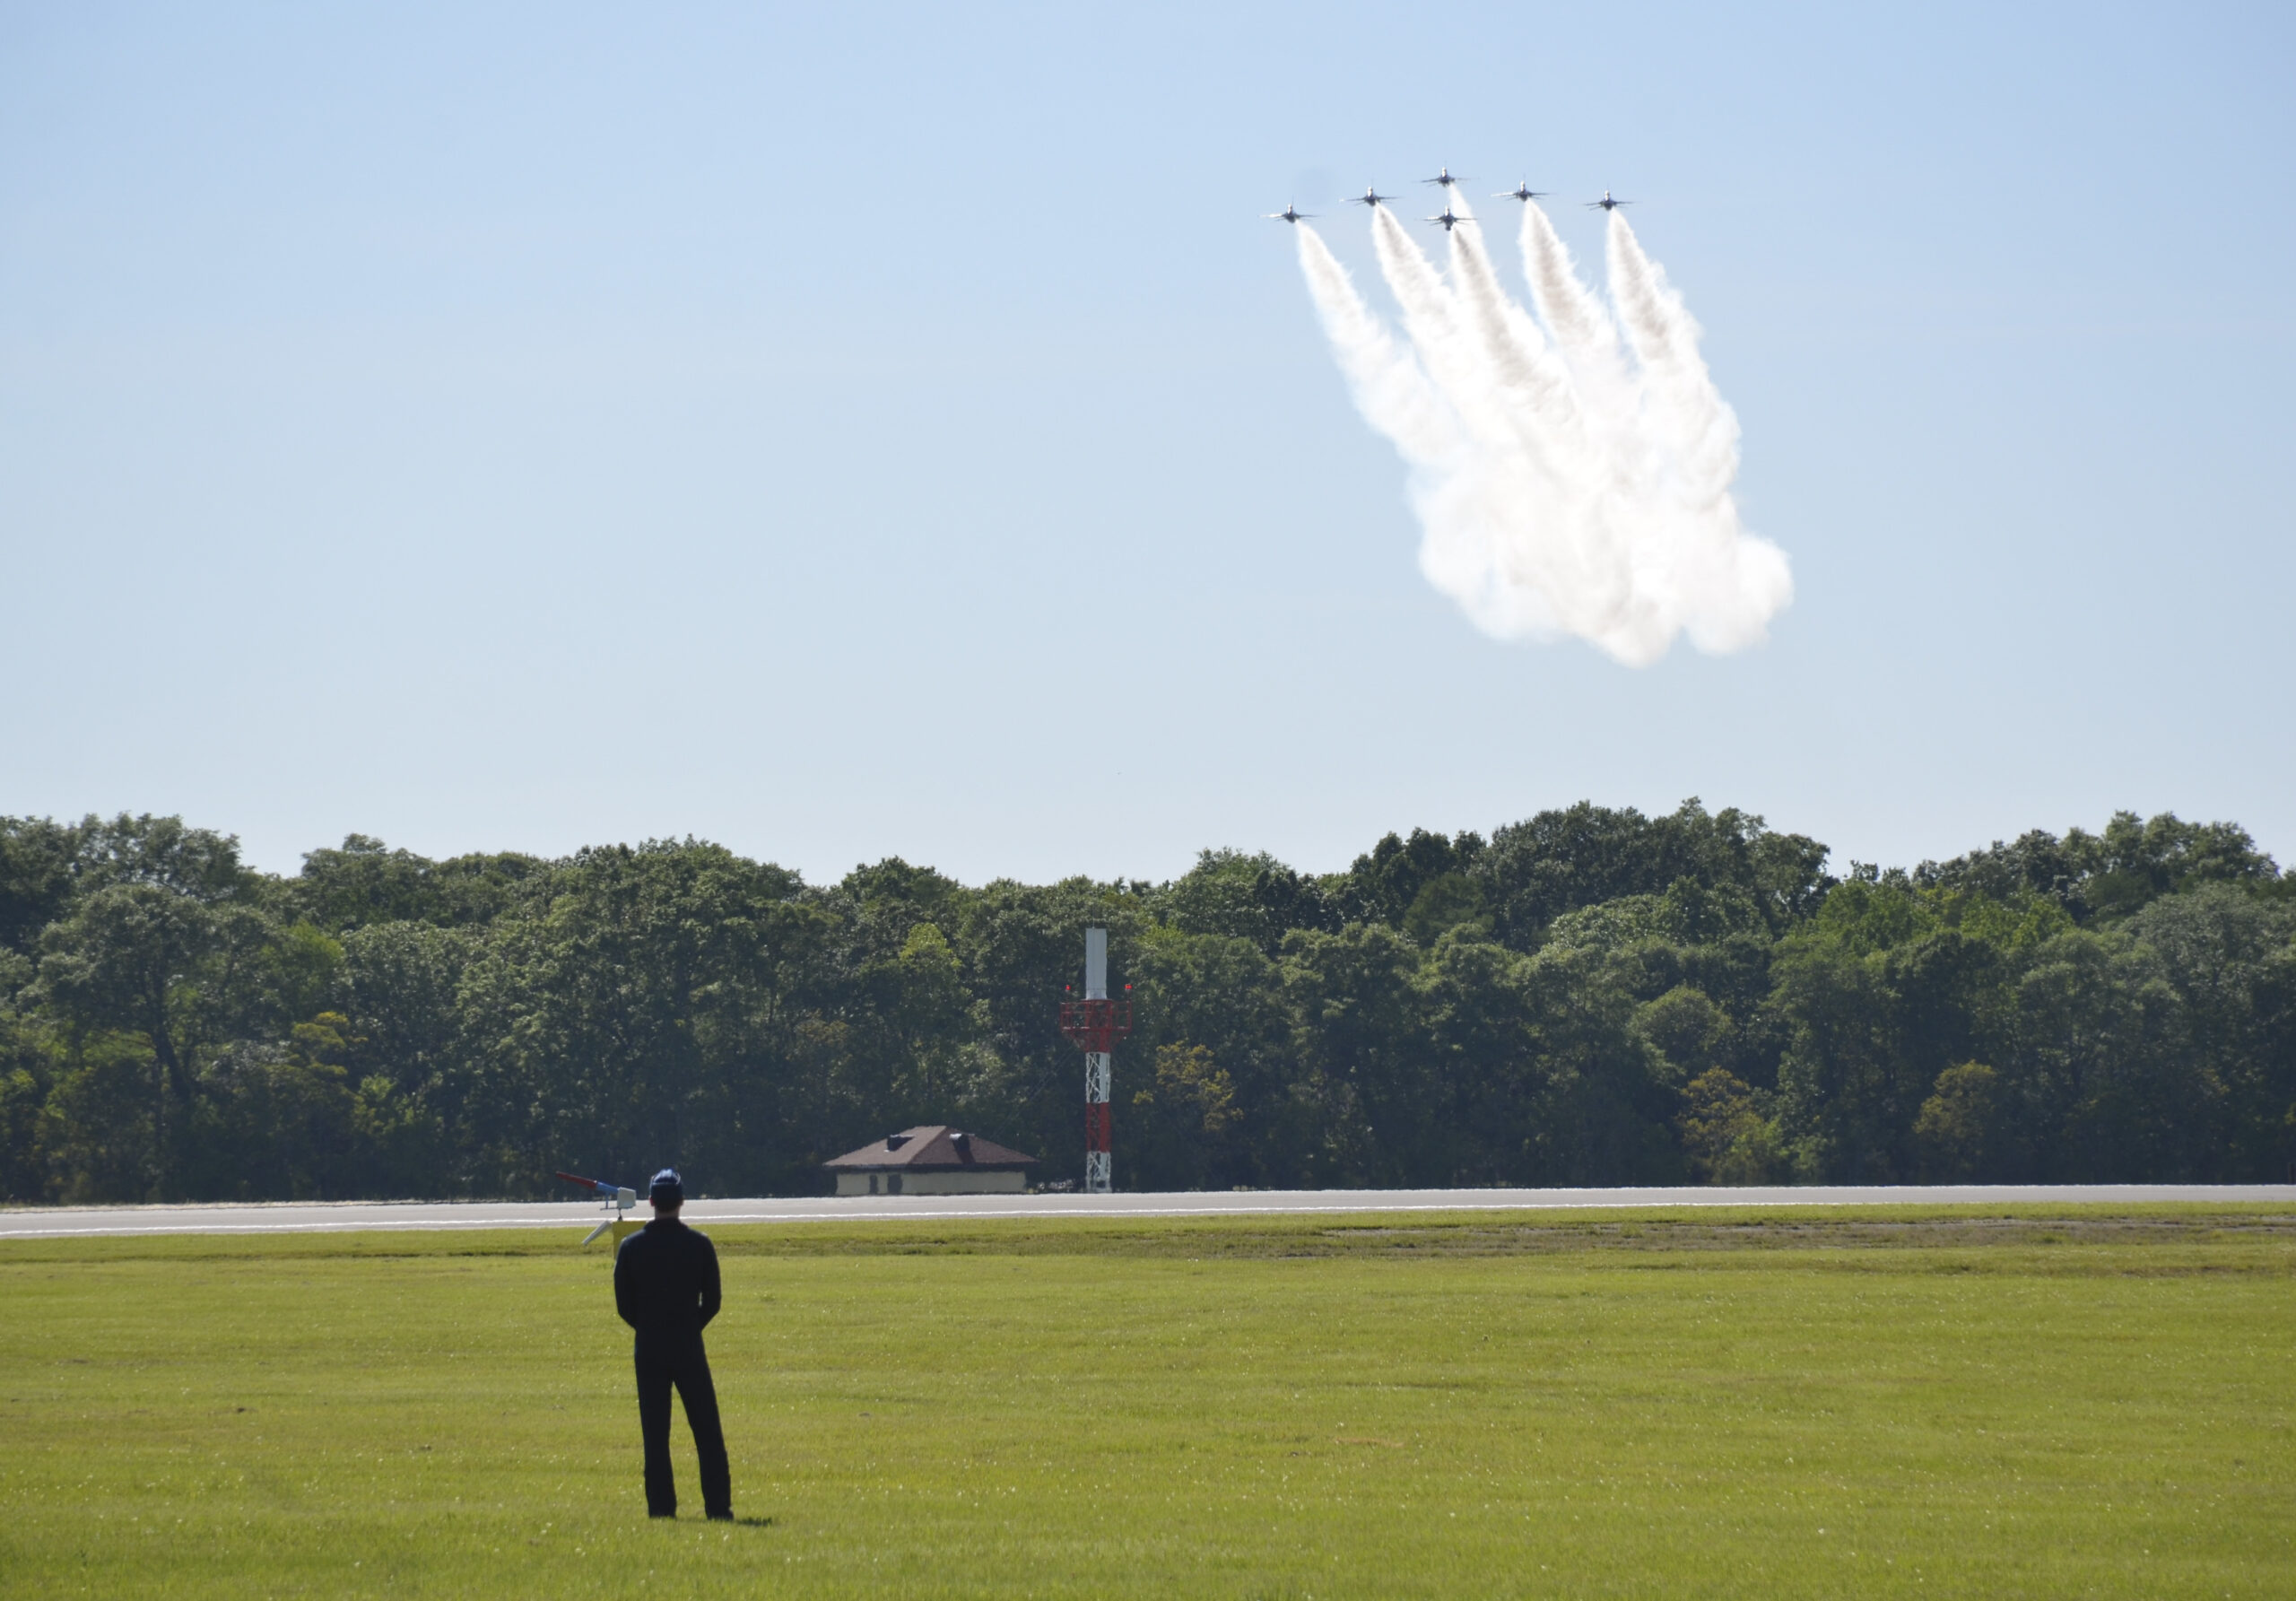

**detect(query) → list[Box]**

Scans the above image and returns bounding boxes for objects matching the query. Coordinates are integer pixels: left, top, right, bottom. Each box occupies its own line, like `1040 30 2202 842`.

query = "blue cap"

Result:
648 1168 683 1204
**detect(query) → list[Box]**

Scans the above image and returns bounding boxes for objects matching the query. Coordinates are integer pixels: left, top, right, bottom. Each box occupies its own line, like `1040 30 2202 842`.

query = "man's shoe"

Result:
706 1510 734 1521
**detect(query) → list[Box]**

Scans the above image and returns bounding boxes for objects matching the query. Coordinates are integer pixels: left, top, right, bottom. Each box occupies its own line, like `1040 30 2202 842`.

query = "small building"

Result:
824 1126 1039 1196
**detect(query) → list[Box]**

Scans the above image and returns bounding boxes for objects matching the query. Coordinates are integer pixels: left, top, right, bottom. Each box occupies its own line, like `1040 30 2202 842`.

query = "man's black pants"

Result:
634 1331 731 1518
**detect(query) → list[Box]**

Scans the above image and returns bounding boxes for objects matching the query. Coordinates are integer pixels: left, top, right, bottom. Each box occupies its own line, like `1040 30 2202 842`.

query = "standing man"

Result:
613 1167 733 1519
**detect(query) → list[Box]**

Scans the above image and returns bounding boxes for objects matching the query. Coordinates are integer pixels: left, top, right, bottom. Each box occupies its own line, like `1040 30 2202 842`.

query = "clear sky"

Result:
4 2 2291 883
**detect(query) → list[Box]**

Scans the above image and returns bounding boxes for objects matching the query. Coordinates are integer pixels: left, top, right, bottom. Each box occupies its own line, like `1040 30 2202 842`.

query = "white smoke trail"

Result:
1293 223 1457 473
1604 214 1792 653
1298 198 1791 664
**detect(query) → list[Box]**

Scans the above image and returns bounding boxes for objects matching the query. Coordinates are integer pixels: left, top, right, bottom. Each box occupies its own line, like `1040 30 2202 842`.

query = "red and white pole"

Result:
1057 928 1130 1195
1083 927 1112 1195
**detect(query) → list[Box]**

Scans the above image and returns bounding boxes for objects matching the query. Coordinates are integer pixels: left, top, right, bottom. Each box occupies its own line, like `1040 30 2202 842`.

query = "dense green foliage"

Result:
1 803 2289 1201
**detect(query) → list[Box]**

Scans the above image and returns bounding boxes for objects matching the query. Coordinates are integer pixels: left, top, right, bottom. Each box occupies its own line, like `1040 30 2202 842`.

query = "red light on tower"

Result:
1056 927 1131 1194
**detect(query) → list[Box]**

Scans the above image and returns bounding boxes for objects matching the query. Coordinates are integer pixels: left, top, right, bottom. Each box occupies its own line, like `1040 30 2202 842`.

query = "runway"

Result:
3 1184 2291 1240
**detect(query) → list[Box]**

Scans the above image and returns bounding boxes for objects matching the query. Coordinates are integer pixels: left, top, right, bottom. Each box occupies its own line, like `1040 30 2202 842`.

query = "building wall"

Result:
833 1170 1029 1196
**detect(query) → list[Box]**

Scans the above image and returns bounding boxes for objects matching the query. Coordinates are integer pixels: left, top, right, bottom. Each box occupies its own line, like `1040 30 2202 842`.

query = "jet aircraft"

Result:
1588 190 1632 211
1348 185 1391 208
556 1170 639 1245
1422 167 1463 188
1265 203 1315 223
1497 179 1548 203
1426 205 1474 232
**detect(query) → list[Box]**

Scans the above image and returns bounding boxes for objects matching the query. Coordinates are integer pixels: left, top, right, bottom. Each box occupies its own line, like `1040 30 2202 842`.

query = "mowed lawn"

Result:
0 1209 2292 1599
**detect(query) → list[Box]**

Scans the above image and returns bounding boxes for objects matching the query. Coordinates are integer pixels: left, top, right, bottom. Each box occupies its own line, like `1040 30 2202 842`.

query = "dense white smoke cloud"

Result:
1296 197 1791 666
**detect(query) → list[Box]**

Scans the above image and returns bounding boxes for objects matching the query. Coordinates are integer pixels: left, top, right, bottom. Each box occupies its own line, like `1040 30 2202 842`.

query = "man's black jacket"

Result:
613 1217 723 1338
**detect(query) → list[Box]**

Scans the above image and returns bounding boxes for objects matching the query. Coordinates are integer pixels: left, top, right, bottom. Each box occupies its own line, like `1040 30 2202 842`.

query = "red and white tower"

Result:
1057 926 1131 1194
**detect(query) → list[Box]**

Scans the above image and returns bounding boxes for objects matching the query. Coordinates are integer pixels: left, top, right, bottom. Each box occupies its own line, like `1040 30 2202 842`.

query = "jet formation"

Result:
1265 169 1629 228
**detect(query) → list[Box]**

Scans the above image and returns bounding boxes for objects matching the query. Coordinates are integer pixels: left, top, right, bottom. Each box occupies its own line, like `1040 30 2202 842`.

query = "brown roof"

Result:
823 1126 1039 1171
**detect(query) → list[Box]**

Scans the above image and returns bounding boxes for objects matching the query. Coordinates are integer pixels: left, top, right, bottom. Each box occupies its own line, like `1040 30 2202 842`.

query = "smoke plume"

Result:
1296 197 1790 665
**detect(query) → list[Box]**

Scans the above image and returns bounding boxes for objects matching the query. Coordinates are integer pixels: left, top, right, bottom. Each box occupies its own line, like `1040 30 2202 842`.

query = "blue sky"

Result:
3 2 2291 882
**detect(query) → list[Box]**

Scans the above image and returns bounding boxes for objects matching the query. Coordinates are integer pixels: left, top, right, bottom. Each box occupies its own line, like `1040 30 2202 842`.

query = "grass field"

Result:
2 1206 2292 1598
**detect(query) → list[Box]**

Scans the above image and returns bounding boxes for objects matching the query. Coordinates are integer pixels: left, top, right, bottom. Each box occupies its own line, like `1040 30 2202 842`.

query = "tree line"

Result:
2 801 2290 1203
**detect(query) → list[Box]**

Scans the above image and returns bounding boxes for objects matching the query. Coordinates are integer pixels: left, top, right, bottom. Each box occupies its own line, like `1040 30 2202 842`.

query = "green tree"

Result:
37 1030 157 1201
1637 986 1732 1081
0 816 87 956
1343 830 1486 930
1676 1068 1784 1184
197 1014 358 1199
1279 923 1431 1186
1160 850 1339 953
2123 886 2296 1179
1127 1043 1239 1191
340 922 476 1132
35 884 221 1192
1 802 2283 1205
291 835 541 932
457 840 828 1196
1920 811 2278 924
1914 1062 2001 1181
1475 799 1831 949
0 953 53 1200
2002 932 2209 1180
1126 927 1294 1188
73 814 253 905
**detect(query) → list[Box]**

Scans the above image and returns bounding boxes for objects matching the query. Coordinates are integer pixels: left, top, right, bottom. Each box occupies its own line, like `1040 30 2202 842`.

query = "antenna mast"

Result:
1057 927 1131 1194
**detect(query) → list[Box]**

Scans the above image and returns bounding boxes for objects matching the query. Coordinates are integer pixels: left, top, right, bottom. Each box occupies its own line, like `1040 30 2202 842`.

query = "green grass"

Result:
3 1205 2293 1598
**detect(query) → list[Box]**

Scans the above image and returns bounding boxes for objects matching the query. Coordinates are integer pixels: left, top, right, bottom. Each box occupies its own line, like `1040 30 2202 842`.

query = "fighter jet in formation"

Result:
1277 176 1633 221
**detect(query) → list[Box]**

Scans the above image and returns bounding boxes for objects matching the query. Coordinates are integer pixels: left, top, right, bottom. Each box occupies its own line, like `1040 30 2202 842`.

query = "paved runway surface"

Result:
3 1184 2292 1239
